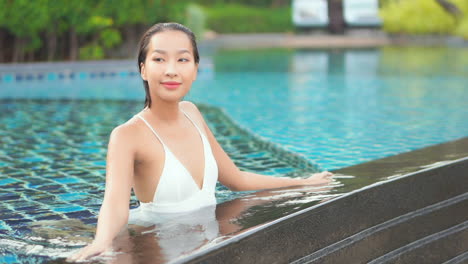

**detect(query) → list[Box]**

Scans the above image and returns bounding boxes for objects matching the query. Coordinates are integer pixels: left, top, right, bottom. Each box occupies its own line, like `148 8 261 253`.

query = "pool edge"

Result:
181 138 468 263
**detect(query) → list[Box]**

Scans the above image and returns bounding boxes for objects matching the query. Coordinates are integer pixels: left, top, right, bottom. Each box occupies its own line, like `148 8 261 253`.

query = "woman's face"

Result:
140 30 198 103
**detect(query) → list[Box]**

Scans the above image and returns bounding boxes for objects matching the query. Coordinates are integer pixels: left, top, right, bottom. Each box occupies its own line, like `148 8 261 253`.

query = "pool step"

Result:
443 251 468 264
185 156 468 264
296 193 468 263
369 220 468 264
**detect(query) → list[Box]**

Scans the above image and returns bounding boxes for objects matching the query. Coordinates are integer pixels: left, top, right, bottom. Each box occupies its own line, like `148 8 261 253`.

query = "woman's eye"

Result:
153 58 164 62
179 58 189 62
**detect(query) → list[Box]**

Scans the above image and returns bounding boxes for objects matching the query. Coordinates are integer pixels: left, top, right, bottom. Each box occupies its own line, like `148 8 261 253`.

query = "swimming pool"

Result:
0 46 467 262
2 47 467 170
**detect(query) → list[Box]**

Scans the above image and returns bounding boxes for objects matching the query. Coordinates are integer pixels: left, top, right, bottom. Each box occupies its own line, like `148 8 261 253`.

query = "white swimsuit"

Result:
128 108 218 223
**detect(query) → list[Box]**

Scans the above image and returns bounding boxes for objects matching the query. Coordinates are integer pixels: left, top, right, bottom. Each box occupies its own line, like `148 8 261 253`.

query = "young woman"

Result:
68 22 332 262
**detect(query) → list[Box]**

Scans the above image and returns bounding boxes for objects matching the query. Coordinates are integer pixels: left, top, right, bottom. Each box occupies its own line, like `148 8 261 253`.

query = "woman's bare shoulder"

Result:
179 100 202 117
108 115 144 147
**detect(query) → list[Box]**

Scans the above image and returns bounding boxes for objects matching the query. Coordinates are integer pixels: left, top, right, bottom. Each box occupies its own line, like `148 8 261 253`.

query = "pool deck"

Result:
200 32 468 50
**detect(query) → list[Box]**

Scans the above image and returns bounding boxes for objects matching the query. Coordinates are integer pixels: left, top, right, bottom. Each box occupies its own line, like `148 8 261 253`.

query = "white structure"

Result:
292 0 329 27
343 0 382 26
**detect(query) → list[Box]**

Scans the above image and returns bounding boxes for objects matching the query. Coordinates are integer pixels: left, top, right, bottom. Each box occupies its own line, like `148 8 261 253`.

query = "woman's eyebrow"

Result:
152 49 191 54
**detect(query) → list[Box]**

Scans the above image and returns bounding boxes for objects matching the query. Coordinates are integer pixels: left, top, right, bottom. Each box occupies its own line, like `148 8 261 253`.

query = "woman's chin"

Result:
159 93 187 103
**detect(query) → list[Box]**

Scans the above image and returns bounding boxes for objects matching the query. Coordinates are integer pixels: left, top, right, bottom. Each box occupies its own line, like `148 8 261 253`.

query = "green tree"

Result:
100 0 149 56
380 0 468 39
2 0 49 62
0 0 7 61
42 0 70 61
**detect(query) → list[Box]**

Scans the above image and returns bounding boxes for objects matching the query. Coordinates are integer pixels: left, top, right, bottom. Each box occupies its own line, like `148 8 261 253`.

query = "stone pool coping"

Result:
180 137 468 263
199 32 468 50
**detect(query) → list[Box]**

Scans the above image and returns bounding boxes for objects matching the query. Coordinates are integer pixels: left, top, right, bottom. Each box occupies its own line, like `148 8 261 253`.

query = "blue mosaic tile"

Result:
81 217 98 225
77 72 88 79
0 193 21 201
15 74 23 81
35 215 65 221
53 205 86 213
46 72 57 81
1 74 14 82
92 161 106 166
3 219 33 226
54 177 80 184
64 210 95 218
0 178 19 186
79 148 101 154
0 254 18 264
20 157 46 163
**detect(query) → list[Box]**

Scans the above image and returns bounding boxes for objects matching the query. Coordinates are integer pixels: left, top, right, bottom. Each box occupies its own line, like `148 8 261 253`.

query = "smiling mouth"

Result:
161 82 181 90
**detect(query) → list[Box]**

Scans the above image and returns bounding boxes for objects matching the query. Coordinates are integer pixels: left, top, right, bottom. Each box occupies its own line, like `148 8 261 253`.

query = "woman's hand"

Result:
302 171 334 186
66 241 112 262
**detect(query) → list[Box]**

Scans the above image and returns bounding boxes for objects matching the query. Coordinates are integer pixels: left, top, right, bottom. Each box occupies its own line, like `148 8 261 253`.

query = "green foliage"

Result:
379 0 456 34
452 0 468 39
100 29 122 48
185 4 206 40
0 0 7 27
379 0 468 38
1 0 49 54
455 17 468 38
0 0 294 61
1 0 49 37
195 0 291 8
79 44 104 60
100 0 151 26
203 4 293 33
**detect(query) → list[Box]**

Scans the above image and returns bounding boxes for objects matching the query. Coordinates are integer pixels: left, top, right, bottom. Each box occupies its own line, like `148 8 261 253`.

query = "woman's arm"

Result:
67 124 136 262
225 170 332 191
181 102 332 192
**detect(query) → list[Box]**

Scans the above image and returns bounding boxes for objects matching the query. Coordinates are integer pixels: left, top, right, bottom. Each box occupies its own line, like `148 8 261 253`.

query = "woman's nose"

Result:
165 61 178 77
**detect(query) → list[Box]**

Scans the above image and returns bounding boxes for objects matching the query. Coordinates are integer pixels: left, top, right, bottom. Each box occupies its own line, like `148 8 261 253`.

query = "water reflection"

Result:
98 181 338 263
3 136 467 263
0 180 340 263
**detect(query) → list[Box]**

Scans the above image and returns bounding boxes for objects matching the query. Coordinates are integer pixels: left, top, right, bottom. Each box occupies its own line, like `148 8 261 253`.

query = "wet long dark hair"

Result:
137 23 200 108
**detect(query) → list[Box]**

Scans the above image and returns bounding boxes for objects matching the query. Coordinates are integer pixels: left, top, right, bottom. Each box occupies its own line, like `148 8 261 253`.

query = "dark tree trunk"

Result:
12 37 19 62
69 28 78 60
18 38 26 62
26 50 34 62
59 35 66 61
47 31 57 61
271 0 288 8
12 37 26 62
435 0 463 20
328 0 345 34
0 29 4 62
124 24 137 58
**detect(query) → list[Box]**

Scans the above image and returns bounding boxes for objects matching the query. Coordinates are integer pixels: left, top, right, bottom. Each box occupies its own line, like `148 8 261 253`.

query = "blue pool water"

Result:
2 47 467 169
0 46 467 263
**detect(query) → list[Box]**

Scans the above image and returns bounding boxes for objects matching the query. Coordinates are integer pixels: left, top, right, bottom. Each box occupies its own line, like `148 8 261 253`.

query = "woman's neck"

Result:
145 98 181 124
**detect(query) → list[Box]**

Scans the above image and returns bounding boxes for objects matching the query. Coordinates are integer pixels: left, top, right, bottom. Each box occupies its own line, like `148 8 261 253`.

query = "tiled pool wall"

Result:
0 59 213 83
